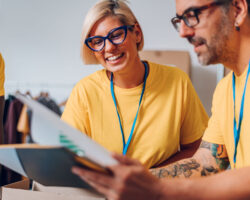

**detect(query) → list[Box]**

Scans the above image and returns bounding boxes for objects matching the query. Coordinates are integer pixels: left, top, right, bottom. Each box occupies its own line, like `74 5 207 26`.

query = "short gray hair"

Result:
218 0 250 13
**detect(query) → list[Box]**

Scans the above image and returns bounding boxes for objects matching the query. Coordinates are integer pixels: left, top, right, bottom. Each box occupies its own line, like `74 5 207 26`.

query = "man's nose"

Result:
179 20 195 38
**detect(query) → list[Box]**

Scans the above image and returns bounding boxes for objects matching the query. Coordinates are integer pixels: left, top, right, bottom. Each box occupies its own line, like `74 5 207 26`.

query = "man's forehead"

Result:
175 0 212 15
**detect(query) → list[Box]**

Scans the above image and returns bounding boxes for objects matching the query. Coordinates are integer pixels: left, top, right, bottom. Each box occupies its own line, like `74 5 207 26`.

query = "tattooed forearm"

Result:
151 157 220 179
151 141 230 179
151 159 200 178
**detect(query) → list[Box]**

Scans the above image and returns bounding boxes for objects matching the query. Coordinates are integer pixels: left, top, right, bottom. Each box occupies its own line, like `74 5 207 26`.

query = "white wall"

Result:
0 0 221 115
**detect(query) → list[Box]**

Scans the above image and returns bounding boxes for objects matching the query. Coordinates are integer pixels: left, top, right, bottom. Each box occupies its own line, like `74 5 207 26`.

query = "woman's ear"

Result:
133 23 143 44
232 0 248 27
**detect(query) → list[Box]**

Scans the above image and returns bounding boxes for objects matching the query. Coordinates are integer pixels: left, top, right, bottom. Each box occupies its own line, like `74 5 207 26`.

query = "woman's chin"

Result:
106 64 126 73
105 60 127 73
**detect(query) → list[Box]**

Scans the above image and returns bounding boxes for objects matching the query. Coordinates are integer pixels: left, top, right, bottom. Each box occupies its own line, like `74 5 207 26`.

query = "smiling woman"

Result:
61 0 208 170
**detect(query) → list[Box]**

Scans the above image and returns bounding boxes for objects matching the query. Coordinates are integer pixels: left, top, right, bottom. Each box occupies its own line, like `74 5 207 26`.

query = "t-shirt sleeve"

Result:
61 82 91 136
0 54 5 96
180 73 209 144
202 83 225 144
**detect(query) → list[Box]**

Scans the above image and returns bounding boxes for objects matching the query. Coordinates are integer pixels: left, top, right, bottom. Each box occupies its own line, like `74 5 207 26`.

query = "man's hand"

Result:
72 153 163 200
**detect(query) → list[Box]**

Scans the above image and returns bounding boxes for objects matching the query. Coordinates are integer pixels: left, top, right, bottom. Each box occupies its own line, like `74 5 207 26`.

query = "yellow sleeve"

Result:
202 82 225 144
180 73 209 144
0 54 5 96
61 82 91 136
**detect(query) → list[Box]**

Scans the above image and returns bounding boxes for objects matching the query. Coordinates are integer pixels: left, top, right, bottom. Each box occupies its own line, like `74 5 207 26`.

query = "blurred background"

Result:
0 0 225 115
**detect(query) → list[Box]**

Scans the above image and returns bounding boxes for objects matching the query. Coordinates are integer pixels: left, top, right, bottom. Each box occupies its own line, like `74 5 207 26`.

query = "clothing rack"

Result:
5 81 74 103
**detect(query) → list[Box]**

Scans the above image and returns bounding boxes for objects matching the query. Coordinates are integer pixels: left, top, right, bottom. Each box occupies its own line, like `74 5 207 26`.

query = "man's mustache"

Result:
188 37 207 46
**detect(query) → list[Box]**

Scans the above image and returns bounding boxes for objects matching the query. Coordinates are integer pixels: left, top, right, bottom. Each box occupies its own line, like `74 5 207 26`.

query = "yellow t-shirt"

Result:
0 53 5 96
62 62 208 168
203 65 250 169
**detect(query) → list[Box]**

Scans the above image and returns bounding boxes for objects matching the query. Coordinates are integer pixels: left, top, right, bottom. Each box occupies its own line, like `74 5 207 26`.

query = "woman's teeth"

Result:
107 53 123 61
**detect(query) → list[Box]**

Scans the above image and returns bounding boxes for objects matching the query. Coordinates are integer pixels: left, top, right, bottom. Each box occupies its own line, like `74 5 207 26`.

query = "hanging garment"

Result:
37 96 62 116
2 98 23 185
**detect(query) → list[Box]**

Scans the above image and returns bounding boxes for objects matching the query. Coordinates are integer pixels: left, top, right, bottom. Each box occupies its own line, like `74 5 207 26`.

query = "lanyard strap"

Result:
110 61 148 155
232 61 250 164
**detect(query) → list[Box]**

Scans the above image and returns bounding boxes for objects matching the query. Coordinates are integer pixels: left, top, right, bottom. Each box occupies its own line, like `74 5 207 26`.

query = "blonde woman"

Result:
61 0 208 169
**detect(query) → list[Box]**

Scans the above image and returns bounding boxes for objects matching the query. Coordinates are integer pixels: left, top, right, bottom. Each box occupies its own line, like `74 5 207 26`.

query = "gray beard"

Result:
197 12 235 66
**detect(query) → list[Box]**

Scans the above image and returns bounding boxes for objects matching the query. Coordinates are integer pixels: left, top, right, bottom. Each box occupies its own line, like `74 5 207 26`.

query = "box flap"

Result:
1 180 105 200
33 182 105 199
2 187 104 200
2 179 30 190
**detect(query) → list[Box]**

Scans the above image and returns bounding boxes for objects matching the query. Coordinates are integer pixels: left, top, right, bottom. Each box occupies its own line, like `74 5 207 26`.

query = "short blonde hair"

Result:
81 0 144 64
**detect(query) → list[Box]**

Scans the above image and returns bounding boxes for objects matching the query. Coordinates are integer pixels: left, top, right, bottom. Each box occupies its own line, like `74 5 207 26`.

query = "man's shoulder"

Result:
214 71 233 94
210 71 233 108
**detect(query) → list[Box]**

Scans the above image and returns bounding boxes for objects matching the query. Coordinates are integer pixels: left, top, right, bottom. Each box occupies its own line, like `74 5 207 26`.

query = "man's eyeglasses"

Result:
171 1 229 32
85 25 134 52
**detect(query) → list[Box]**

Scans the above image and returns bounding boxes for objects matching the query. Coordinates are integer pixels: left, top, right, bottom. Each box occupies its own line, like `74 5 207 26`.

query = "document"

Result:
0 144 106 188
0 94 118 188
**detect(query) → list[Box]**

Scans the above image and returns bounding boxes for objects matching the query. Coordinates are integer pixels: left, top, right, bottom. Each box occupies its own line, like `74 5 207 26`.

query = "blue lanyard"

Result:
232 61 250 165
110 61 148 155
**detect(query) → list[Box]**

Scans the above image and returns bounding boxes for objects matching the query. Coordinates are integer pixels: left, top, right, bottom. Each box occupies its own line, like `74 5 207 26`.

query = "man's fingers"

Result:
83 179 116 200
72 167 114 188
111 153 141 166
72 167 118 199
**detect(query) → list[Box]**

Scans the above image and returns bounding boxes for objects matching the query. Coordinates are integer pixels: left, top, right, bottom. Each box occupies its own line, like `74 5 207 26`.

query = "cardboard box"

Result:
1 180 105 200
139 50 191 77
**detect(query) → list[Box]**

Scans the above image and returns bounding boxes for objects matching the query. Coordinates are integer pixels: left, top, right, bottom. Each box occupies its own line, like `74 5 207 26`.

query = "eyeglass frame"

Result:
171 1 230 32
85 25 134 52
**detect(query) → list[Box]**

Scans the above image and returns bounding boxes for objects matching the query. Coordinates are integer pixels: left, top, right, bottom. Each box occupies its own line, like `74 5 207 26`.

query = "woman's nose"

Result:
104 39 117 52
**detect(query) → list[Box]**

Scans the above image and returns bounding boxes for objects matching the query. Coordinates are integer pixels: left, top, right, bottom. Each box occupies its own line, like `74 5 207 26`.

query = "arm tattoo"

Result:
151 141 230 178
151 159 200 178
201 166 219 176
211 144 230 170
200 141 230 171
199 141 211 149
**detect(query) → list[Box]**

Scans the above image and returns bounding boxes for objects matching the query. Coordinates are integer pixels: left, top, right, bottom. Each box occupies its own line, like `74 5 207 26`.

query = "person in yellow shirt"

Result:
62 0 208 169
0 53 5 145
72 0 250 199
